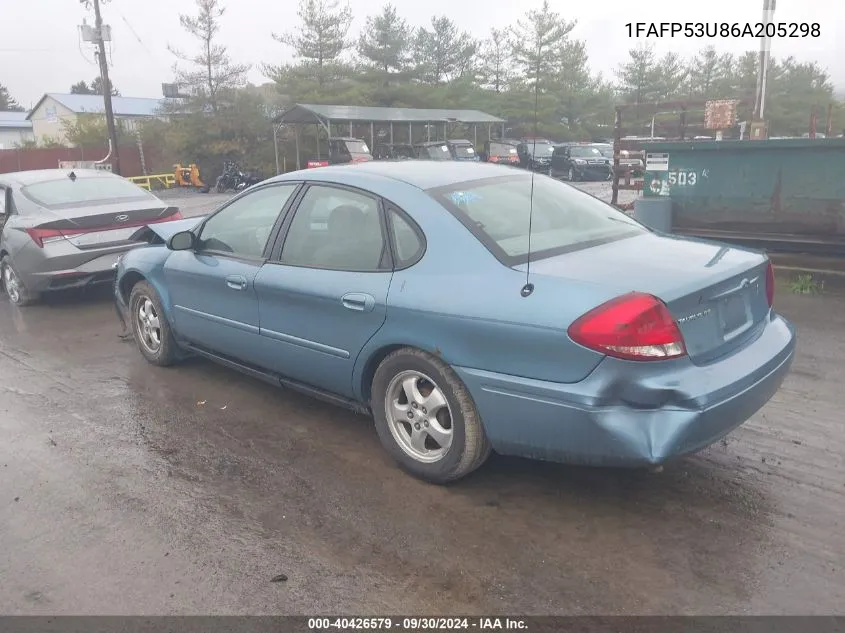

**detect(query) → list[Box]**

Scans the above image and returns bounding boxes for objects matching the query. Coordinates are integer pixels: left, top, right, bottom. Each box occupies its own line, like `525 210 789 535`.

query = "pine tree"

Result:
357 4 410 87
0 83 24 111
169 0 250 112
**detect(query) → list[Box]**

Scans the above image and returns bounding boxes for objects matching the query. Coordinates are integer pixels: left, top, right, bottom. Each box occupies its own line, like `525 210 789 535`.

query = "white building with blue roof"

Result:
25 93 168 145
0 111 35 149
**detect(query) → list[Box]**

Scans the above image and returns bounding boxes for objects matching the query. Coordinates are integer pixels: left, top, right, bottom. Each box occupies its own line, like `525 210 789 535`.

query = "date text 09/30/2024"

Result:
308 617 527 630
625 22 820 38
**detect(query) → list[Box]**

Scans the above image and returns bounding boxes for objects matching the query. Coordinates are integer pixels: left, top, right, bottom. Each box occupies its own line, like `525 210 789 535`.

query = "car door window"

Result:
387 205 424 268
198 184 297 258
280 185 387 271
0 187 7 215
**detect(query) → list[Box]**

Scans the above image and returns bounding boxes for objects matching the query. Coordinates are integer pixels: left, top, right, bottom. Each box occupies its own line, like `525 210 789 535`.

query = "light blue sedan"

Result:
114 162 796 483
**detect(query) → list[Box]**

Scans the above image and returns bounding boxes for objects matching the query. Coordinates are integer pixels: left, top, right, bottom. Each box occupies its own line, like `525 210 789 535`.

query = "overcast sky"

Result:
2 0 842 107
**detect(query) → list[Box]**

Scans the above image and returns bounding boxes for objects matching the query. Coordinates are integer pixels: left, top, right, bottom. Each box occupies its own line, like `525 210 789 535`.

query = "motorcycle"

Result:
215 161 264 193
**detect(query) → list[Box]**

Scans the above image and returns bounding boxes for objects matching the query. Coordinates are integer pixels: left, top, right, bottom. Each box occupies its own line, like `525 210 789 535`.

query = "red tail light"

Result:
765 260 774 307
25 209 183 248
489 156 500 163
568 292 687 361
25 227 72 248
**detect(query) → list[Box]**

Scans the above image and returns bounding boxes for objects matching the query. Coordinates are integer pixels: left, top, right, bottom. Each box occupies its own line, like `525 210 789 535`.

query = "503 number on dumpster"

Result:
667 170 697 186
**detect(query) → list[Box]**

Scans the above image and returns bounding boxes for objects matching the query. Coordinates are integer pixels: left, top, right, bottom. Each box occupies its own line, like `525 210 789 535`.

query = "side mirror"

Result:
167 230 195 251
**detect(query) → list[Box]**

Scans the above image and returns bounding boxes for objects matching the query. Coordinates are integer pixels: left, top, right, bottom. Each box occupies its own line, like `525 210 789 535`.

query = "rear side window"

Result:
387 205 424 267
0 187 7 215
21 176 153 209
430 175 645 265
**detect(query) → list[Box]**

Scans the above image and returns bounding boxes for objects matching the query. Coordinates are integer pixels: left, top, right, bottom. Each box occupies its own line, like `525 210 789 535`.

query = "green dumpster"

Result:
641 138 845 245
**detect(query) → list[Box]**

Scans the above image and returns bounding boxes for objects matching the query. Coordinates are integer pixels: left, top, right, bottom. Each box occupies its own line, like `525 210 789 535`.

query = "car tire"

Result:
371 347 492 484
129 280 179 367
1 256 38 306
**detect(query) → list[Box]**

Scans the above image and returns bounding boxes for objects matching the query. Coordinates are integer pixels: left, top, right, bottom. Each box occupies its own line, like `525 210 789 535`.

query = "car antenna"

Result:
520 46 541 299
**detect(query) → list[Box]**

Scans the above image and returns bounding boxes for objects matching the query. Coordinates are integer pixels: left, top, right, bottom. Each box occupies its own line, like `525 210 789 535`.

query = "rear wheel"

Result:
371 348 492 484
1 256 38 306
129 280 178 366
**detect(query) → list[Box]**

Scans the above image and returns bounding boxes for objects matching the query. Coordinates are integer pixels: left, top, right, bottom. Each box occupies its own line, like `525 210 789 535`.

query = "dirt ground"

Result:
1 192 843 615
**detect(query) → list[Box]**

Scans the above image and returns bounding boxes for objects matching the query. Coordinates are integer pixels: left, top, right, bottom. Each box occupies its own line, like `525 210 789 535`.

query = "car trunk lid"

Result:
29 201 182 249
519 233 771 364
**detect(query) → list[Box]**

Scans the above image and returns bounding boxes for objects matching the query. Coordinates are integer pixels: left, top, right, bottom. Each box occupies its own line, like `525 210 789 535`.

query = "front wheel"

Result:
1 256 38 306
129 280 179 366
371 348 492 484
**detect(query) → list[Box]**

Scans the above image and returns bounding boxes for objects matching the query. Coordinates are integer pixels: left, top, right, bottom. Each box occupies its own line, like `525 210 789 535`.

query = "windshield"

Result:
570 146 604 158
489 142 518 156
597 146 613 158
430 174 644 264
21 176 153 209
419 145 452 160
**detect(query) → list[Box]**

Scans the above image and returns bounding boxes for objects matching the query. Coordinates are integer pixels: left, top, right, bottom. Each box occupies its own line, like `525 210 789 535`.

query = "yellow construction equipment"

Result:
127 163 205 191
174 163 205 188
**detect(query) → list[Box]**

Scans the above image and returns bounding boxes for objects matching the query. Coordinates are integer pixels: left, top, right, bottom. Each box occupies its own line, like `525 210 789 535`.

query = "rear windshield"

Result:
489 142 518 156
21 176 153 209
393 146 416 159
524 142 554 156
419 145 452 160
345 140 371 155
451 144 475 157
570 146 604 158
430 174 645 264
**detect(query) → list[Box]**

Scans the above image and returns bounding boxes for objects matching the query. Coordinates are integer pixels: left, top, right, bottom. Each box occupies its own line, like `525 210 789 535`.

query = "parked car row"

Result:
312 136 642 182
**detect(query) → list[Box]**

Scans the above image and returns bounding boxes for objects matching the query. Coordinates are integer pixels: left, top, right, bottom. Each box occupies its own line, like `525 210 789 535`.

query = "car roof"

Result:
270 161 526 191
414 141 448 147
330 137 365 142
447 139 472 144
0 168 118 186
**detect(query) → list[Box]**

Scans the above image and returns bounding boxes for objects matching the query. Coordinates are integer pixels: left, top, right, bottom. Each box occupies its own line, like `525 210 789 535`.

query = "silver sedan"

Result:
0 168 181 306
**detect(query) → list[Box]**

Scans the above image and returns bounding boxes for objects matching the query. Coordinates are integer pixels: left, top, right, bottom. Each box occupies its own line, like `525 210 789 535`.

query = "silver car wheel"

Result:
385 370 454 463
3 265 21 304
135 296 162 354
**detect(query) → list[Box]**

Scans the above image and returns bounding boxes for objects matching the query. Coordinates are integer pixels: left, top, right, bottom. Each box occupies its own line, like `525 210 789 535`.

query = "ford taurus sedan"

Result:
114 161 796 484
1 169 181 306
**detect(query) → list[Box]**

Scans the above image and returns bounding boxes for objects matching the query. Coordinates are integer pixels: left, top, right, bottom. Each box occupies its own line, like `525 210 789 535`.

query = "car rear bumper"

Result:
18 245 132 293
454 313 795 467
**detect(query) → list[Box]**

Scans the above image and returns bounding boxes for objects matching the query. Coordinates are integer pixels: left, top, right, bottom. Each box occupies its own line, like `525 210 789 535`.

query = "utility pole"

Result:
82 0 121 175
753 0 776 121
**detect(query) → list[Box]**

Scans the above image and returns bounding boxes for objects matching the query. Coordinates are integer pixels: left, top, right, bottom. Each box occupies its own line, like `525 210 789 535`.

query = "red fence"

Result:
0 144 166 177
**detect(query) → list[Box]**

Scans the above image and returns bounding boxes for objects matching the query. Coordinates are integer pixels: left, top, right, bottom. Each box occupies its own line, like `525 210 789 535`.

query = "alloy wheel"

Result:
3 265 21 304
384 370 454 463
135 296 162 354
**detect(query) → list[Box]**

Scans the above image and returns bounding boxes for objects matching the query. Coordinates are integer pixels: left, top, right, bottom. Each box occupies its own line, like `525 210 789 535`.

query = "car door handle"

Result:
226 274 247 290
341 293 376 312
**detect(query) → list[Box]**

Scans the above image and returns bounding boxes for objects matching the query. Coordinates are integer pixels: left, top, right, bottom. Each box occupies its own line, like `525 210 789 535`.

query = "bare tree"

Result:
169 0 250 112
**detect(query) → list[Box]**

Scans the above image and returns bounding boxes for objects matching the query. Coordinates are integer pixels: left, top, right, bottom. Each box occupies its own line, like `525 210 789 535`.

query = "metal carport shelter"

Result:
273 103 506 170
